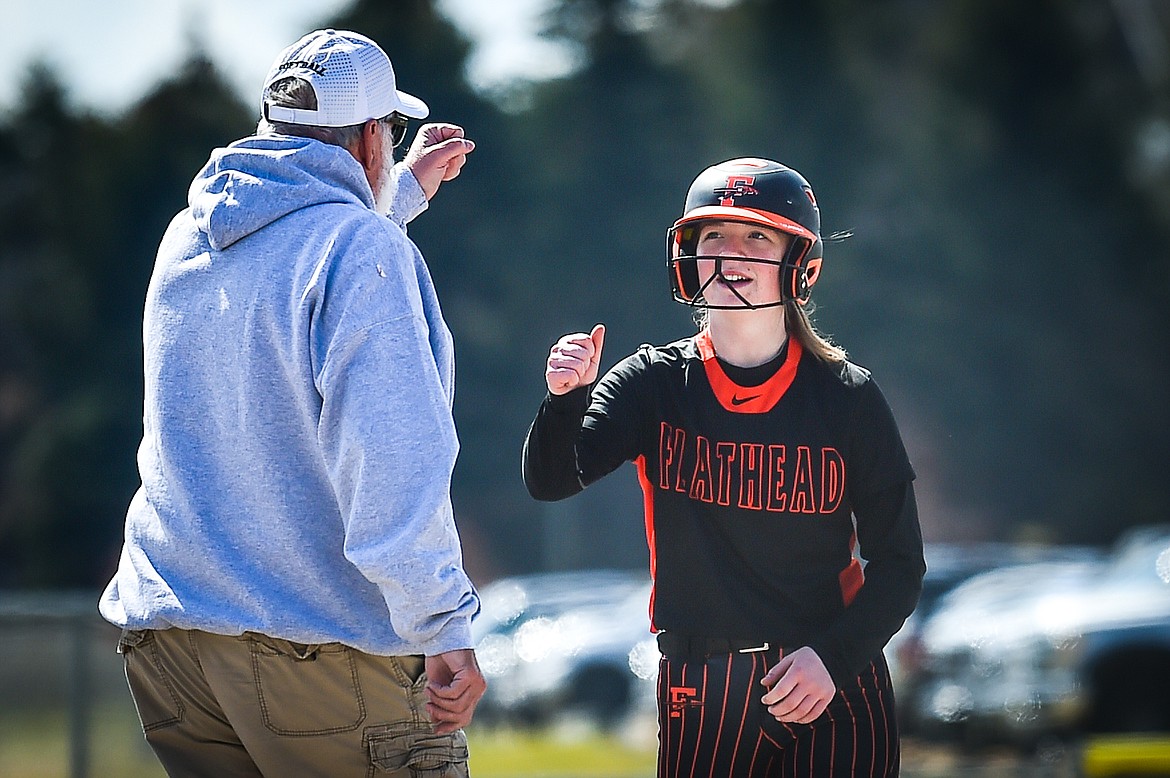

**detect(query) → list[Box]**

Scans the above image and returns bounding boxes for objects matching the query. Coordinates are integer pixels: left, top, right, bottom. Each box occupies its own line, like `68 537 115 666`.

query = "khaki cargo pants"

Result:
118 628 469 778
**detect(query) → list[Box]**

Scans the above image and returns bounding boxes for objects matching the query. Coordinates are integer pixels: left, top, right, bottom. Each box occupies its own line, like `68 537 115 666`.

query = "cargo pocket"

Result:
247 634 366 736
119 629 184 732
366 722 469 777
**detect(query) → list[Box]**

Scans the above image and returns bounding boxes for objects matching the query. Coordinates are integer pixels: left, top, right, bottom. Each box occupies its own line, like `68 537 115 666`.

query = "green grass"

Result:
1 705 1088 778
0 705 658 778
0 706 166 778
467 723 658 777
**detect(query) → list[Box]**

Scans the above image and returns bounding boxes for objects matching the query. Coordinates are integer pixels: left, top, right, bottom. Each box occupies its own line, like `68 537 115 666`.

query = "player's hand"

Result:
424 649 486 734
546 324 605 395
403 123 475 200
760 646 836 724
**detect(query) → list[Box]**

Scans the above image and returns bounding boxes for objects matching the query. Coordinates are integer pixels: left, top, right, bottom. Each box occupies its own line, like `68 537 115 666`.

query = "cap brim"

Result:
675 206 817 241
396 91 429 120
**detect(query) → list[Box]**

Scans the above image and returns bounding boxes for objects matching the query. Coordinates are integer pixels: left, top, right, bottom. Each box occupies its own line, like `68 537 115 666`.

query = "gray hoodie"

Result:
99 134 478 656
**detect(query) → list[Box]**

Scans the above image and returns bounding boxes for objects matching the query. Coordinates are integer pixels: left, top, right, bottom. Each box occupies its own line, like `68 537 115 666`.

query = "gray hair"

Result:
257 77 365 150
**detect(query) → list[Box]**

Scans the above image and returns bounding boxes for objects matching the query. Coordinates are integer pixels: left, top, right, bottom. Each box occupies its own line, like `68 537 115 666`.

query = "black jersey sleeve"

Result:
522 388 591 501
808 480 925 685
522 350 650 501
807 377 926 685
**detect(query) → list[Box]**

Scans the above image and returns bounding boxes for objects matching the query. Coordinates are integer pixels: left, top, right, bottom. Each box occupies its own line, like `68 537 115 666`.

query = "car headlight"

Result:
929 683 974 723
476 632 518 678
628 638 661 681
514 617 561 663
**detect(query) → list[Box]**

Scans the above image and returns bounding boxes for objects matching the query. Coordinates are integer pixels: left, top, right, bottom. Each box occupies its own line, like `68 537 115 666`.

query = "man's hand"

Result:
403 123 475 200
759 646 836 724
546 324 605 395
424 649 486 734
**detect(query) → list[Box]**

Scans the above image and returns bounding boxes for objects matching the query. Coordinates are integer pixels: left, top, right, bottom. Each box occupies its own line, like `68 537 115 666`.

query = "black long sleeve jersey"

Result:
523 330 926 685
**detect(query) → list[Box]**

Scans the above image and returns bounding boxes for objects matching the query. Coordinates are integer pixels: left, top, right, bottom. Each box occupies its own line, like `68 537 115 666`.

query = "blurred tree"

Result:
0 53 252 587
802 0 1170 542
0 66 112 586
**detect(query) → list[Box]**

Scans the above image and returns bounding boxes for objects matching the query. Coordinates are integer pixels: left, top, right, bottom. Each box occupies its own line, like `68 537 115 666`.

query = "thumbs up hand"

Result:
545 324 606 395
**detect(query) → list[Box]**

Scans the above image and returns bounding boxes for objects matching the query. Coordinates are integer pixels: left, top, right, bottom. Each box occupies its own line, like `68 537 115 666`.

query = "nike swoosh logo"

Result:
731 394 761 406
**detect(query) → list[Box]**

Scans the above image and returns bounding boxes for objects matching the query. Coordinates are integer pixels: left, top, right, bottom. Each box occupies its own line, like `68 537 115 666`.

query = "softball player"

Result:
522 158 925 776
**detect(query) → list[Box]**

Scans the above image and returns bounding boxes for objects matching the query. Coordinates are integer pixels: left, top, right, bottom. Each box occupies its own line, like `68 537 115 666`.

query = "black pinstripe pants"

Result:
656 649 899 777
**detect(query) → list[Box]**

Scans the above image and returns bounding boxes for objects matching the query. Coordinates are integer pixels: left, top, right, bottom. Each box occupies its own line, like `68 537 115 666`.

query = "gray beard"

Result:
373 158 399 216
373 130 400 215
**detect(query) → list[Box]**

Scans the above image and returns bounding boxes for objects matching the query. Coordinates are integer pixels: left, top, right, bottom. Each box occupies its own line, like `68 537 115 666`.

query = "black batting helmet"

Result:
667 158 823 308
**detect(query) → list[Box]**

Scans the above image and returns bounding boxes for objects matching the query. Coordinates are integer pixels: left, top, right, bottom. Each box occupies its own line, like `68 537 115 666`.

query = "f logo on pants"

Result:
668 685 703 718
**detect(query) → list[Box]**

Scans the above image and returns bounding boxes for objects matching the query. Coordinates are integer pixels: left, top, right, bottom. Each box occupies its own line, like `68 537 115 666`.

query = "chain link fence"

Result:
0 591 160 778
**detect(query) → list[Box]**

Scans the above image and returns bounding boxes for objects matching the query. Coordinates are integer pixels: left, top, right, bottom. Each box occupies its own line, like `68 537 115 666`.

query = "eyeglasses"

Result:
381 113 409 148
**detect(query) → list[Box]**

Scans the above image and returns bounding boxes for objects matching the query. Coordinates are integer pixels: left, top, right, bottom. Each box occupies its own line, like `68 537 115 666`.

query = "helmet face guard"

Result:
667 223 819 309
666 159 823 309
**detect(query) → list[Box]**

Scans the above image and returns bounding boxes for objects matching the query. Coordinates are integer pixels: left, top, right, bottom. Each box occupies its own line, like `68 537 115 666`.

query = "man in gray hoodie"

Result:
99 28 484 777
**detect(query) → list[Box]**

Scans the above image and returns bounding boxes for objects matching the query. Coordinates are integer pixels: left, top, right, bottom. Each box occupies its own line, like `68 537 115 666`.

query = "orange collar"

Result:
696 329 802 414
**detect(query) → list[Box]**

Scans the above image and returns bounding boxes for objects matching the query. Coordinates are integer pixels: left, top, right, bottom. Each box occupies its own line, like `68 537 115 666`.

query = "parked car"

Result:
908 525 1170 750
471 569 653 727
887 541 1102 734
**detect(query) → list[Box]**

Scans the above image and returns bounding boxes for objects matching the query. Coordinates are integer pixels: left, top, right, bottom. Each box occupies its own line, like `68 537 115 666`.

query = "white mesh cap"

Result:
261 29 429 127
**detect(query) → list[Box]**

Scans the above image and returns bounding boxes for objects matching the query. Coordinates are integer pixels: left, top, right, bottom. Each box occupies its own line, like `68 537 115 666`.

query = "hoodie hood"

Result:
189 135 374 250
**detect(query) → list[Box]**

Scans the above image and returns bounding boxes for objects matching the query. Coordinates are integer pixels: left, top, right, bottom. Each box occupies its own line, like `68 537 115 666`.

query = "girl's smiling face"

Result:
694 220 790 308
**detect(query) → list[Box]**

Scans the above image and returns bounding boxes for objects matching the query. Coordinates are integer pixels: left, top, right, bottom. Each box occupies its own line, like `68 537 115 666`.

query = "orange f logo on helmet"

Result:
713 175 758 206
